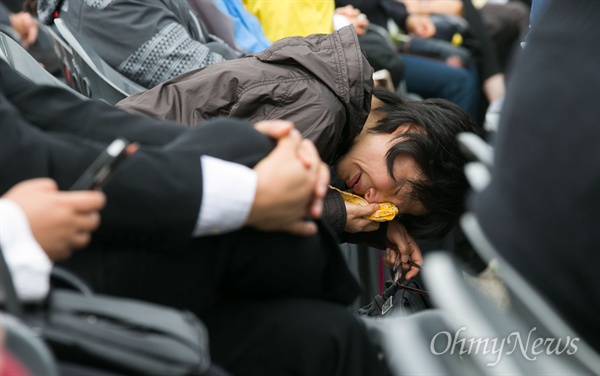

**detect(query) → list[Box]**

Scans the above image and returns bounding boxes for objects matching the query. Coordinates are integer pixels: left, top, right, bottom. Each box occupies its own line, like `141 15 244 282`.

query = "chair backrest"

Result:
484 95 504 133
361 310 485 375
0 30 85 99
41 22 84 94
53 18 146 105
1 312 60 376
456 131 494 192
419 131 600 375
457 215 600 374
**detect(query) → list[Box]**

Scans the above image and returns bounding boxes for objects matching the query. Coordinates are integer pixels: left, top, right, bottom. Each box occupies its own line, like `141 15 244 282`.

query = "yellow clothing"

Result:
242 0 334 42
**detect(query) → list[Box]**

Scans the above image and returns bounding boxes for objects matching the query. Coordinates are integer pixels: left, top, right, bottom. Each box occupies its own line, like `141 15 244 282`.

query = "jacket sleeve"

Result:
0 60 272 251
322 185 390 247
0 82 201 249
322 190 347 240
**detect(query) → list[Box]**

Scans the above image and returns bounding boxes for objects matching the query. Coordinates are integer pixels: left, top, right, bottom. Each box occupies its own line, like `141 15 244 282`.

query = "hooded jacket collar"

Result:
254 25 373 149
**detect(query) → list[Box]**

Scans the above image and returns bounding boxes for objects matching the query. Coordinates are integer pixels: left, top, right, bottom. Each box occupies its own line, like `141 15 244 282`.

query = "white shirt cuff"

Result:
193 156 257 236
0 199 52 302
333 14 352 30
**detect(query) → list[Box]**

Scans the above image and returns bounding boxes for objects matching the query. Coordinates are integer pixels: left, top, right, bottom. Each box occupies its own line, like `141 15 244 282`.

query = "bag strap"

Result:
51 266 94 296
0 245 24 317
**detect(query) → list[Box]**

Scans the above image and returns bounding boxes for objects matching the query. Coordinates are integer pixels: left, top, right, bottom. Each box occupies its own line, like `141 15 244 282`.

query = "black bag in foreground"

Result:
0 251 211 376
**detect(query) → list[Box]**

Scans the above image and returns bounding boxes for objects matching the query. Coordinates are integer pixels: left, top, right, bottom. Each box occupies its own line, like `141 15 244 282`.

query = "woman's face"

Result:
335 125 428 217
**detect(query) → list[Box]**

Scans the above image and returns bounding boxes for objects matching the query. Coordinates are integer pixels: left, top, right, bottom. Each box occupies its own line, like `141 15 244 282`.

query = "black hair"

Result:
370 87 484 239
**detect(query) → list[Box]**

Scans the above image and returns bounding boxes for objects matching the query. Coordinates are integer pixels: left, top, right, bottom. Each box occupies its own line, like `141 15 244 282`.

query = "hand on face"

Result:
385 220 423 280
335 131 426 217
343 201 381 233
2 178 106 261
249 120 329 236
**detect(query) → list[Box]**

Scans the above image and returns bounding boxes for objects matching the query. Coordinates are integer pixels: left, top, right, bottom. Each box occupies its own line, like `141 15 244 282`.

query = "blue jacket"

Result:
214 0 271 53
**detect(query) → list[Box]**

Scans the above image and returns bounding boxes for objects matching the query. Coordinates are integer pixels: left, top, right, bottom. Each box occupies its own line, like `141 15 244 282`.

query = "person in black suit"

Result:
0 59 389 376
470 0 600 353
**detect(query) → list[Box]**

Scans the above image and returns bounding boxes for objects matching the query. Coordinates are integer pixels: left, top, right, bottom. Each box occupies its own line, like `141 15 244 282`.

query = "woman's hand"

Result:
343 201 381 233
385 220 423 279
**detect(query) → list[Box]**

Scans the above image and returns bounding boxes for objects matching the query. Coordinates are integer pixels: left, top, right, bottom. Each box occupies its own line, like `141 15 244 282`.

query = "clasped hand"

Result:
247 120 329 236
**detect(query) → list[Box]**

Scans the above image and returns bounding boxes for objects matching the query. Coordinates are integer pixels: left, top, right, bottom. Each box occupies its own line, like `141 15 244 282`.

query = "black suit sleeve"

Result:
0 86 203 249
0 60 273 251
0 59 189 145
471 0 600 352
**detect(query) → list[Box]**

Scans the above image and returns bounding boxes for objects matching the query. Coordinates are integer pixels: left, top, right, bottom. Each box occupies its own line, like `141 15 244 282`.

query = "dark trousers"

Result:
357 27 479 120
205 298 384 376
61 223 388 376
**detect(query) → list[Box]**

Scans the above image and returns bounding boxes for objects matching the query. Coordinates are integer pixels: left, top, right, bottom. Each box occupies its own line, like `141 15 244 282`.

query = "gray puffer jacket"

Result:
118 25 374 166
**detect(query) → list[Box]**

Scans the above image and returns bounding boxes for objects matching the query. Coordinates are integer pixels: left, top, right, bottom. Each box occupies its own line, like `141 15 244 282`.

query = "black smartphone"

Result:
70 138 132 190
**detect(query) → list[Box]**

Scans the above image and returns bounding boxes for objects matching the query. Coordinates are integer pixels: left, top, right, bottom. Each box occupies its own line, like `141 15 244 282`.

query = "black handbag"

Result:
0 249 211 375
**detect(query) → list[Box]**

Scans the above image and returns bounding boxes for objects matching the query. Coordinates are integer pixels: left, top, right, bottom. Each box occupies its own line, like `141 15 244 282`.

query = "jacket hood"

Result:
253 25 373 146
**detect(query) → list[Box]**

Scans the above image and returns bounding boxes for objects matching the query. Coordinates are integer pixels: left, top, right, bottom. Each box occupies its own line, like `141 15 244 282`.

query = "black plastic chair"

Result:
363 248 599 375
423 250 592 375
53 19 146 105
40 22 84 94
361 309 485 375
444 132 600 374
